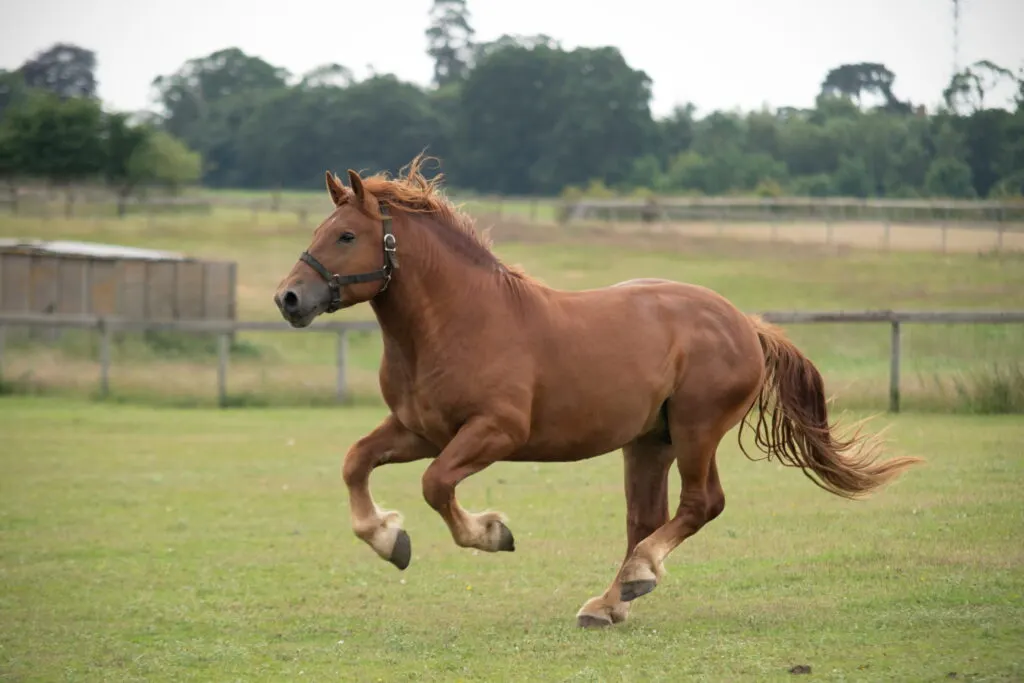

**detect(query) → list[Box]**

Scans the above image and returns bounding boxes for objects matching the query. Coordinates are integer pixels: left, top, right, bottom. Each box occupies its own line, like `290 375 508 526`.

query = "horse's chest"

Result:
383 373 464 447
393 392 461 447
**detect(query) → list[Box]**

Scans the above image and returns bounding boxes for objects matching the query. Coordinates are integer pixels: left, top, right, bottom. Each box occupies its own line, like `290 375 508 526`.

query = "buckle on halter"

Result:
383 233 397 252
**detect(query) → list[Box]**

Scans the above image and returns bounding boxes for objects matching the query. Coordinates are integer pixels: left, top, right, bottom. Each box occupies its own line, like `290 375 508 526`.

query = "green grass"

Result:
1 396 1022 681
1 206 1023 410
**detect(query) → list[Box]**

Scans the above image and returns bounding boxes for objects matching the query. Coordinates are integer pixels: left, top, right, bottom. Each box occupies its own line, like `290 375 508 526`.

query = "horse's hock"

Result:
0 239 237 333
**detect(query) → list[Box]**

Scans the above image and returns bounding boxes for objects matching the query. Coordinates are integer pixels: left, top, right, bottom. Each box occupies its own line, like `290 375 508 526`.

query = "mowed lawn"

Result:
1 397 1021 682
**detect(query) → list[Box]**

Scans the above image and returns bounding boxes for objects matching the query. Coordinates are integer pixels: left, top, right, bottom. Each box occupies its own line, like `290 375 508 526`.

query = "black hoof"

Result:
620 579 656 602
496 522 515 552
388 529 411 570
576 614 613 629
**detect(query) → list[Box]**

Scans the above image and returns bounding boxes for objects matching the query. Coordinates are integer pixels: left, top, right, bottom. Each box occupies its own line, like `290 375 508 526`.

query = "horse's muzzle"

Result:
273 285 322 328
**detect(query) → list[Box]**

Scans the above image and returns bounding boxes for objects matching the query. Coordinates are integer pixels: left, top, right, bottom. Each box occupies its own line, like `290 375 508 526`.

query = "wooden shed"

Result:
0 239 236 322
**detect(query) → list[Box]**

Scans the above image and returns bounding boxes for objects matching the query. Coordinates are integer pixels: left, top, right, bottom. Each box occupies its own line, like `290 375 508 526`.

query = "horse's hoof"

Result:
496 522 515 552
388 529 412 570
576 613 613 628
620 579 656 602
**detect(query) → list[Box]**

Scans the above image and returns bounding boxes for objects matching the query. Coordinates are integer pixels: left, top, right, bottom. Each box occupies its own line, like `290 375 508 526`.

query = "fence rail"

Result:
2 310 1023 412
4 186 1024 223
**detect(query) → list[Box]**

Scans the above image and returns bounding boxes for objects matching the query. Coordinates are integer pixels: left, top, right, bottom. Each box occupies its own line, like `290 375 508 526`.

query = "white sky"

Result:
1 0 1022 118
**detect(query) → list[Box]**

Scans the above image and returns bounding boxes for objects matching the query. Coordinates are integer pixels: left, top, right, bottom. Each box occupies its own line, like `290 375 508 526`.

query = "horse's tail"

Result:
739 316 923 499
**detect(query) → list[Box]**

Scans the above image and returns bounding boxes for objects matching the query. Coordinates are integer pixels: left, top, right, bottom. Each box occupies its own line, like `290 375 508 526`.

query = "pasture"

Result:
1 192 1023 680
1 397 1022 681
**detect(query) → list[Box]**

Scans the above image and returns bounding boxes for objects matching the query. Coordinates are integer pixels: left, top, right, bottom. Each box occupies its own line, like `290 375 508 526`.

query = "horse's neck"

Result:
369 217 505 360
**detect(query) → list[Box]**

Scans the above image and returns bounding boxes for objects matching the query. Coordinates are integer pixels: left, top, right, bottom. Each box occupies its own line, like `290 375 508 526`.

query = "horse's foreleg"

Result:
576 437 673 628
420 414 526 553
342 414 439 570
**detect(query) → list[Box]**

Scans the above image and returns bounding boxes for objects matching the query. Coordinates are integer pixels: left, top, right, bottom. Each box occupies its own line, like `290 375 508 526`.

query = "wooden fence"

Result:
2 310 1023 412
0 250 237 323
4 186 1024 225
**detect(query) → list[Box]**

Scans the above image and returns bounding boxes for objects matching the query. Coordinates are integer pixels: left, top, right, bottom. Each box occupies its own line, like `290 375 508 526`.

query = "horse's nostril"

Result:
283 290 299 312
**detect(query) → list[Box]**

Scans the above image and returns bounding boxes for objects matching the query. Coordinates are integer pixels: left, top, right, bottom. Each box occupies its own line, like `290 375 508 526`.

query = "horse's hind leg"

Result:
342 414 439 570
576 435 673 628
617 421 729 602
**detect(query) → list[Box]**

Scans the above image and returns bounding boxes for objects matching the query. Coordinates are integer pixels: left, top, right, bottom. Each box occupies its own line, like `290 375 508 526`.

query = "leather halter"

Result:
299 202 396 313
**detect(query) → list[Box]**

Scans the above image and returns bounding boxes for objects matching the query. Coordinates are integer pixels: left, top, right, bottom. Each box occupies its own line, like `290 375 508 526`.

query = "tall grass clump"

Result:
951 362 1024 414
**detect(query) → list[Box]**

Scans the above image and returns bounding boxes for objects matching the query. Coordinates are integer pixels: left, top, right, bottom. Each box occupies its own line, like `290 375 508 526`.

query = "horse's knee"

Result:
342 443 370 488
421 467 451 512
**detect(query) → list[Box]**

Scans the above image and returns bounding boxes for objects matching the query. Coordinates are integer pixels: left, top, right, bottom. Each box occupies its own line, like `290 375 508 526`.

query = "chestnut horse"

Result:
273 156 922 628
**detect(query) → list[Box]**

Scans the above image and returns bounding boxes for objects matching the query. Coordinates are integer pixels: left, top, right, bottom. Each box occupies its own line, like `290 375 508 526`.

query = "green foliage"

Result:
924 157 977 198
2 90 105 183
426 0 475 87
0 49 201 199
4 34 1024 201
126 129 202 190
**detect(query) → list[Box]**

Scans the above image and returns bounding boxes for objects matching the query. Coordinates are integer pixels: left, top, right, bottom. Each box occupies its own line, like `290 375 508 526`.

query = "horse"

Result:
273 155 923 628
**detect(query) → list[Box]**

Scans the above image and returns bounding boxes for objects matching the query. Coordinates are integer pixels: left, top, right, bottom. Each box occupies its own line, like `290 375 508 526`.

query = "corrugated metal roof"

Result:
0 239 188 261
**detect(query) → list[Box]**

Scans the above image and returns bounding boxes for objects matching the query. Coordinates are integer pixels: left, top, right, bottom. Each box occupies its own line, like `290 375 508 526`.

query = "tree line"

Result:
2 0 1023 202
0 44 201 214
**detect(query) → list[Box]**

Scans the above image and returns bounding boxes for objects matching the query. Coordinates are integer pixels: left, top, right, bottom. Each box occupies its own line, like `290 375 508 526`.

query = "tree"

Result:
831 154 873 197
655 104 696 166
104 112 152 214
455 37 654 194
126 130 202 192
102 115 200 214
0 69 29 117
298 63 355 89
527 46 656 191
16 43 98 100
426 0 475 87
925 157 975 198
2 91 104 184
233 75 447 190
299 62 354 89
0 119 19 195
821 63 910 112
151 47 290 143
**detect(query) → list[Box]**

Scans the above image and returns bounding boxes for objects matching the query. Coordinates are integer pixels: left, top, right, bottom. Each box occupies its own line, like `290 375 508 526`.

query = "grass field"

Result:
2 205 1023 411
1 397 1022 681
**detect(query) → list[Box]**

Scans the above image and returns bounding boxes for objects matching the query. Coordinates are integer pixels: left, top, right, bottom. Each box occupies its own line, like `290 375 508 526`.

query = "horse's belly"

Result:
512 389 663 462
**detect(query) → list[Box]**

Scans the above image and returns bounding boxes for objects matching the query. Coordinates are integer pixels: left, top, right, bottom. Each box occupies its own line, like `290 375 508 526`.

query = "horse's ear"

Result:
346 169 365 204
325 171 346 206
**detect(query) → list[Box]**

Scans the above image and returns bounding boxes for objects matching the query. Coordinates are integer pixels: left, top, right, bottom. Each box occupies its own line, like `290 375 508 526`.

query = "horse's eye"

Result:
338 232 356 244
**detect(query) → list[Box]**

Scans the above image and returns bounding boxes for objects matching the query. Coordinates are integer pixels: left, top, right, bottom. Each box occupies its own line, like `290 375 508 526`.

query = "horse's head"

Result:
274 170 397 327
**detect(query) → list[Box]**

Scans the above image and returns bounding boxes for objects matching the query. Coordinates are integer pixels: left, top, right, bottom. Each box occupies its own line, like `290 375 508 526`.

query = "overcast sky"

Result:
1 0 1022 117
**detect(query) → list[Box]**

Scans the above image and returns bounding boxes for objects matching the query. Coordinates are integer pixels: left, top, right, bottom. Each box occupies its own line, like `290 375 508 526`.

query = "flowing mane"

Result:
347 154 530 279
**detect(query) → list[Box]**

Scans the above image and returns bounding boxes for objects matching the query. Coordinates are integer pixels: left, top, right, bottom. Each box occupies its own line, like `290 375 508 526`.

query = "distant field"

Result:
1 397 1021 681
1 205 1023 410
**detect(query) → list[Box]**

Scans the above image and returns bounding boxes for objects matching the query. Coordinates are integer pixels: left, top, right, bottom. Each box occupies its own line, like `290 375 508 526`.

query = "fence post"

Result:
0 324 5 382
98 318 111 398
217 333 229 407
889 320 901 413
336 328 348 403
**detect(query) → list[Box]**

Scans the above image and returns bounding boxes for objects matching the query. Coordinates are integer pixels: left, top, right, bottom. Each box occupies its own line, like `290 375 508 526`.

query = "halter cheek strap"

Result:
299 202 397 313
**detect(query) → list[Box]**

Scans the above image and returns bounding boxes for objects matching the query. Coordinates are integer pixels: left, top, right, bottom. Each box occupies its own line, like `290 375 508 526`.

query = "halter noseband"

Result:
298 202 397 313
